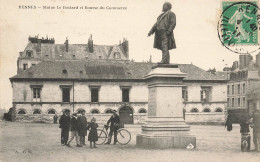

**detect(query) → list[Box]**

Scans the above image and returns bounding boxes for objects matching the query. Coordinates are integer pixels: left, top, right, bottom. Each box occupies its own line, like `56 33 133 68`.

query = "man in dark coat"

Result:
59 110 70 145
67 112 80 147
148 2 176 64
105 110 120 145
77 110 87 146
251 109 260 151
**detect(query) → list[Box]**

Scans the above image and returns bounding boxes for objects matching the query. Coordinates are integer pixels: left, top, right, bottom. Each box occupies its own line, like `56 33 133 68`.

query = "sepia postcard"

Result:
0 0 260 161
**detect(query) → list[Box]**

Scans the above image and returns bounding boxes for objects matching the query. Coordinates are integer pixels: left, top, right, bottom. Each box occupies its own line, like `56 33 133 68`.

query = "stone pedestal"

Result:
136 64 196 149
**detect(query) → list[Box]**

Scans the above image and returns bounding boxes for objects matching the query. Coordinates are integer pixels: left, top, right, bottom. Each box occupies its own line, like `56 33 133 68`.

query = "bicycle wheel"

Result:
96 129 107 145
117 129 131 145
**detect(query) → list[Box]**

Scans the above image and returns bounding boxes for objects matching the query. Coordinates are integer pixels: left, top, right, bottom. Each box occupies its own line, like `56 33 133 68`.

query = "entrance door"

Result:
119 106 133 124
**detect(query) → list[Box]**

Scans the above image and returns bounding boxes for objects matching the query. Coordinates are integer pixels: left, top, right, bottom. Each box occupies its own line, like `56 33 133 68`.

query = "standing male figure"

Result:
53 114 58 124
251 109 260 151
148 2 176 64
77 110 87 146
67 112 80 147
105 110 120 145
59 110 70 145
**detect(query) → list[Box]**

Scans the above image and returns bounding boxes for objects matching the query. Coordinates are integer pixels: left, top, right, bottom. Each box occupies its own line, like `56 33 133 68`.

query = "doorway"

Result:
119 106 133 124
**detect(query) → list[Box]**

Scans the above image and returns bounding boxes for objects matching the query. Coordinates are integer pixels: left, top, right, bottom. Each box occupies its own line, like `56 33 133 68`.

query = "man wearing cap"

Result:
77 110 88 146
105 110 120 145
67 112 80 147
148 2 176 64
59 110 70 145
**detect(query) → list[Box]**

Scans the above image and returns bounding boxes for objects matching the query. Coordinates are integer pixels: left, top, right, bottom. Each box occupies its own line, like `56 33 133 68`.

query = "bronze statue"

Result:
148 2 176 64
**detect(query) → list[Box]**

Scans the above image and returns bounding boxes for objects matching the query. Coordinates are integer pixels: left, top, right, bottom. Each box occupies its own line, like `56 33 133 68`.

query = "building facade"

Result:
10 60 227 124
247 88 260 117
226 54 260 123
17 35 129 73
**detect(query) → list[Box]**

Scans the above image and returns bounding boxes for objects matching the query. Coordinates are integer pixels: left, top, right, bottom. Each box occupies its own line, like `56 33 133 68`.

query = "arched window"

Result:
17 109 26 114
77 109 85 114
203 108 211 112
48 109 56 114
105 109 113 113
90 109 100 114
215 108 223 112
138 108 147 113
33 109 41 114
114 52 120 59
190 108 199 113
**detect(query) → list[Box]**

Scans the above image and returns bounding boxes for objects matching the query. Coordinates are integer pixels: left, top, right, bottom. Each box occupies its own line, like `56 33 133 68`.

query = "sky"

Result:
0 0 259 110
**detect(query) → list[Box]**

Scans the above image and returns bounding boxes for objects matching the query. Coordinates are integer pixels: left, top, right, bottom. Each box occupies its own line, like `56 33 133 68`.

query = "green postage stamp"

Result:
218 0 260 54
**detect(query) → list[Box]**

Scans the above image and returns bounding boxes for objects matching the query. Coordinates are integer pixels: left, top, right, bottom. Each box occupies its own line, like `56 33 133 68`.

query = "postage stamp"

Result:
218 0 260 54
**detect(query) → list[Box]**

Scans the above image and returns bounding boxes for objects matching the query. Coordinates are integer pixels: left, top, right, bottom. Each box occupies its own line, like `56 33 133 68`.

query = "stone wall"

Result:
15 113 147 125
14 103 147 115
184 102 226 113
185 112 225 125
15 114 56 123
12 81 148 103
15 112 225 125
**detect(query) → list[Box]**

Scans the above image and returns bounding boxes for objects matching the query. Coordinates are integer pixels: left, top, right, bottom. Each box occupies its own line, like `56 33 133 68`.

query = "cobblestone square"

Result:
0 122 260 162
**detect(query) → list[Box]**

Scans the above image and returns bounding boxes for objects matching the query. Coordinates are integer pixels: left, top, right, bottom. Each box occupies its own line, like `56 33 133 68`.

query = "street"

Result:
0 122 259 162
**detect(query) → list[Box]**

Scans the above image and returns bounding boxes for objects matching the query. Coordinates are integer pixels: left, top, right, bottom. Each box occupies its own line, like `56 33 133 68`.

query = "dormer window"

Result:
114 52 120 59
26 50 32 57
23 64 28 70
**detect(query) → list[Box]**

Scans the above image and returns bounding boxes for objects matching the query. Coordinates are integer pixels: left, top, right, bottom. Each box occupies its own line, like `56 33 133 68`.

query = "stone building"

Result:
226 54 260 122
247 88 260 117
10 60 227 124
17 35 129 73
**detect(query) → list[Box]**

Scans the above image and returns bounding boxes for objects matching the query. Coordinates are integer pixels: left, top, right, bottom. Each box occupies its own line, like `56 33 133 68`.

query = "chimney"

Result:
64 38 68 52
88 34 93 53
122 38 129 59
239 54 252 69
256 53 260 67
232 61 239 71
36 39 41 52
149 55 152 63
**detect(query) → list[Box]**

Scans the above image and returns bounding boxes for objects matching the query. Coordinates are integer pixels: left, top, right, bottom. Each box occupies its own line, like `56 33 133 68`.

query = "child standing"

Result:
87 117 99 148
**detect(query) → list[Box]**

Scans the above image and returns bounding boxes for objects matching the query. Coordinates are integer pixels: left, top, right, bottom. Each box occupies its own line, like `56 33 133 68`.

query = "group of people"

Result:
59 109 120 148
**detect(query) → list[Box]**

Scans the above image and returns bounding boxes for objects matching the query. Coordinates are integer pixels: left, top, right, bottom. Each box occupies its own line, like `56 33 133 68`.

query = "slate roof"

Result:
22 42 127 60
10 60 227 81
215 71 229 80
39 44 117 60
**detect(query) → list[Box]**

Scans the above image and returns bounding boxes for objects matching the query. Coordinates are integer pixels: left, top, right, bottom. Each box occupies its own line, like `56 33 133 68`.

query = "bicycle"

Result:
96 124 131 145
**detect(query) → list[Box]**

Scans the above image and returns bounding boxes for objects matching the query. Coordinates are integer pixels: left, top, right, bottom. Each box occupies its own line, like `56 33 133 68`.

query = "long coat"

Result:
59 114 70 130
87 122 99 142
77 115 87 136
149 11 176 50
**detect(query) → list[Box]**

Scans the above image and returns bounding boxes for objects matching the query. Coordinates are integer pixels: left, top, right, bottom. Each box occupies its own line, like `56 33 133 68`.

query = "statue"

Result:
148 2 176 64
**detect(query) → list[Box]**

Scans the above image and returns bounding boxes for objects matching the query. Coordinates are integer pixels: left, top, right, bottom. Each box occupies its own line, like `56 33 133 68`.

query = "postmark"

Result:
218 1 260 54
